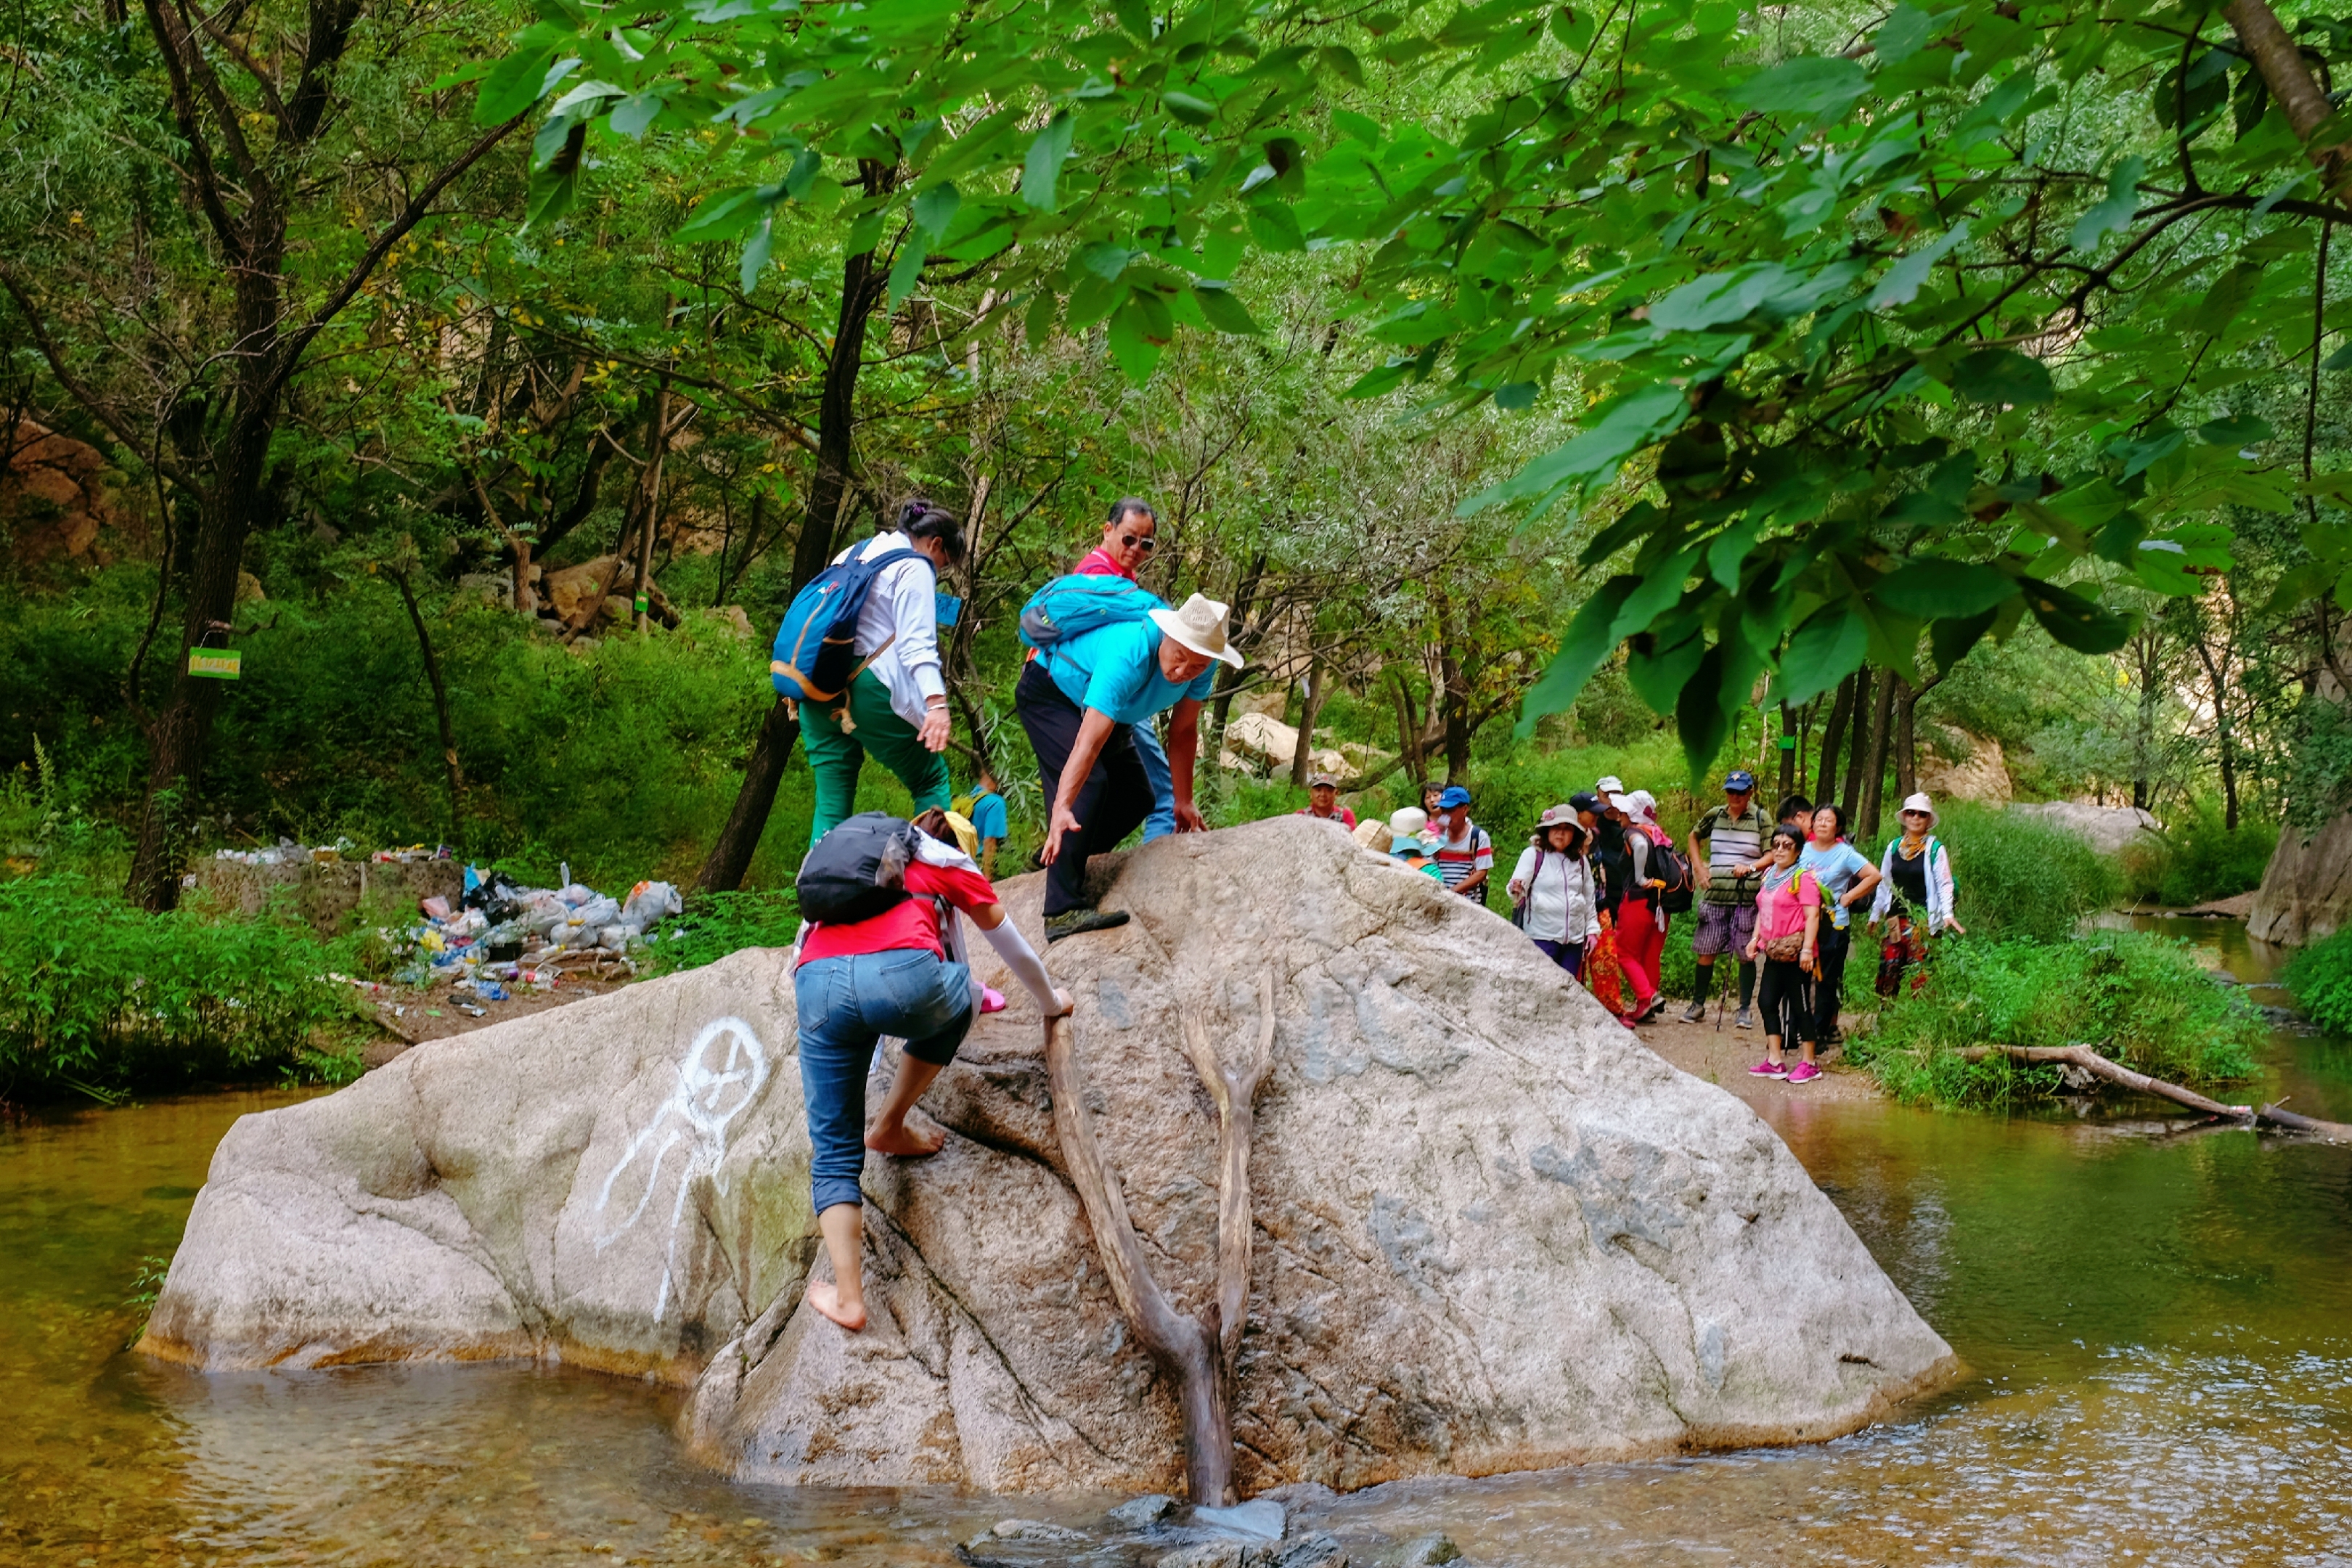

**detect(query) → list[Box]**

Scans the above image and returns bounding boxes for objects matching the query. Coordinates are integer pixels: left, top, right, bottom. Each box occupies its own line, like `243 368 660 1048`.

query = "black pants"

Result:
1757 957 1813 1045
1813 924 1850 1042
1017 661 1154 917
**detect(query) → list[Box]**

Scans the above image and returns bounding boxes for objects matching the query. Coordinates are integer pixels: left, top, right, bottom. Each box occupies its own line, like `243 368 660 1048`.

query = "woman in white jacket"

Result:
1508 804 1605 979
803 499 964 846
1867 792 1964 996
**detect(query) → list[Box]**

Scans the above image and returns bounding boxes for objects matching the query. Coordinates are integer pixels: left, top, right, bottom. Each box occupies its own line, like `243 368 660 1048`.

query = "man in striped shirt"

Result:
1681 769 1767 1028
1429 785 1493 902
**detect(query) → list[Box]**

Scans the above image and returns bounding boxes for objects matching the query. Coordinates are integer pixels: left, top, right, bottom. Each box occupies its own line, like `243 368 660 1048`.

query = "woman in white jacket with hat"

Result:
1508 805 1605 980
1868 791 1964 995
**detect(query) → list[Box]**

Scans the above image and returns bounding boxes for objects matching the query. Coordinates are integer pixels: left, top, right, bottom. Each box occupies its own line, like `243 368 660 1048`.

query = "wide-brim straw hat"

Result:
1148 593 1245 667
1899 791 1937 824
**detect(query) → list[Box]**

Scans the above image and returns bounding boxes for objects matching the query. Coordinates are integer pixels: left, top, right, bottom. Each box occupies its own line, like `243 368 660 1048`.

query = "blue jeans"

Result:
793 950 973 1213
1131 719 1176 841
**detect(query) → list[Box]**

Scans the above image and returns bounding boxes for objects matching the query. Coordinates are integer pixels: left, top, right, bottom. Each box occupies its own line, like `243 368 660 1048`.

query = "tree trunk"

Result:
1439 646 1473 781
125 418 269 910
1290 654 1326 789
2131 629 2162 812
630 378 672 634
1895 677 1917 801
695 189 891 892
1389 669 1426 788
1858 669 1895 844
1839 669 1874 826
1816 672 1855 810
1207 550 1270 735
391 564 465 846
2189 621 2241 831
1777 698 1797 799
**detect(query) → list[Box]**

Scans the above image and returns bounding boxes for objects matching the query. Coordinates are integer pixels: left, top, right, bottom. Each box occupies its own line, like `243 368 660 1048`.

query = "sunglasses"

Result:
1121 532 1156 552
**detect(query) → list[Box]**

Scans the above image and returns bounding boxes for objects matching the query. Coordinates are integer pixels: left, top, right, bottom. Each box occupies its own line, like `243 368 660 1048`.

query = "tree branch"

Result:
256 114 526 410
0 263 202 490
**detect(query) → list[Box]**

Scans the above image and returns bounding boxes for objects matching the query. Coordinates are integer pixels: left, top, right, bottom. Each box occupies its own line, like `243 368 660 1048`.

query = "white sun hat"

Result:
1148 592 1245 668
1596 775 1625 794
1899 791 1936 823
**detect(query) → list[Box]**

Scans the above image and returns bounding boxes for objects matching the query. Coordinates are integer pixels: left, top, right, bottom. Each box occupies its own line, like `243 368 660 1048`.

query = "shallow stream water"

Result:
4 918 2348 1567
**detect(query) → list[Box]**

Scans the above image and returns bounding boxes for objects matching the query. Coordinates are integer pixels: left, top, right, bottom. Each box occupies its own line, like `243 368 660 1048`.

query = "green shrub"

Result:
1846 931 2262 1108
2285 928 2352 1035
2120 804 2277 908
0 875 367 1101
1910 801 2121 944
651 889 804 976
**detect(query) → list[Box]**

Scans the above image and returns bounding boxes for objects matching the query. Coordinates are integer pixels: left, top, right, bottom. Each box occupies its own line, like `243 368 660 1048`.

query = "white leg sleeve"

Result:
979 917 1058 1010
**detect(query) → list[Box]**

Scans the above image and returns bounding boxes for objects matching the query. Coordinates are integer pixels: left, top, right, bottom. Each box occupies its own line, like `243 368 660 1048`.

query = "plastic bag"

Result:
623 881 682 926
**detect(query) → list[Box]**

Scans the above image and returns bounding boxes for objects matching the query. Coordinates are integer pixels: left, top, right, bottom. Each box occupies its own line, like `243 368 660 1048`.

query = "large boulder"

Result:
144 817 1956 1495
2007 799 2162 856
2250 809 2352 947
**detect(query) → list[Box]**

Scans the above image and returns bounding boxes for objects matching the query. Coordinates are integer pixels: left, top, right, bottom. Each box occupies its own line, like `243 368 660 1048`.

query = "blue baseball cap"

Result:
1723 770 1757 793
1436 785 1472 809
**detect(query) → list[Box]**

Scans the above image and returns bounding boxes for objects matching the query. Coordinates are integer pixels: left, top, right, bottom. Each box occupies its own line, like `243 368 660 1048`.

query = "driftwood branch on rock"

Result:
1042 968 1278 1506
1959 1042 2352 1143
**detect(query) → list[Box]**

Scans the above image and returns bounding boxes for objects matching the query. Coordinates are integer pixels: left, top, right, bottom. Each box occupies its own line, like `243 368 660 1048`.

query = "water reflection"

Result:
4 921 2350 1566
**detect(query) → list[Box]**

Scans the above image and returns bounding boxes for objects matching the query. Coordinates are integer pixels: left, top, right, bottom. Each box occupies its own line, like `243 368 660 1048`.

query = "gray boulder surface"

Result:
146 816 1957 1495
2006 799 2163 856
2250 807 2352 947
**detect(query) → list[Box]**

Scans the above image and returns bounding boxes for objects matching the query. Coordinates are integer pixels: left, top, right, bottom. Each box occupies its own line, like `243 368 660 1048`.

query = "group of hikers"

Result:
769 494 1966 1331
1387 770 1962 1085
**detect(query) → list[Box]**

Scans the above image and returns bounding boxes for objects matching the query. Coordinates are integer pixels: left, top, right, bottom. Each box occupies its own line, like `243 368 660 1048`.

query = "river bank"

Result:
5 918 2345 1566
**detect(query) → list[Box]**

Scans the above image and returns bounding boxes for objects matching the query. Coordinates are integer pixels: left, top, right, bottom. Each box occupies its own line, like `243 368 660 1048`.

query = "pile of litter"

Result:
211 836 375 866
388 865 684 997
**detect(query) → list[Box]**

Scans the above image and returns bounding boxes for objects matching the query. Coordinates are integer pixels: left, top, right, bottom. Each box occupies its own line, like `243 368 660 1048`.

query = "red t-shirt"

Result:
1074 546 1134 579
798 860 1000 965
1299 805 1358 828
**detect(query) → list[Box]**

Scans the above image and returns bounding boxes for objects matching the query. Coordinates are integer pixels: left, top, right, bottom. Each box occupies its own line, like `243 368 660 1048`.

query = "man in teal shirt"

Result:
1016 592 1241 941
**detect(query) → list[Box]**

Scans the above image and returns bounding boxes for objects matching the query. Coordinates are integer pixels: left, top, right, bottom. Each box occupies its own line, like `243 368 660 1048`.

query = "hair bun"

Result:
897 497 936 531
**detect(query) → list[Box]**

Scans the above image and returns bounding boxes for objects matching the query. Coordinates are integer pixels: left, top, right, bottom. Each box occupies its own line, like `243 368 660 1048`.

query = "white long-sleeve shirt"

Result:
1508 844 1603 944
835 531 946 728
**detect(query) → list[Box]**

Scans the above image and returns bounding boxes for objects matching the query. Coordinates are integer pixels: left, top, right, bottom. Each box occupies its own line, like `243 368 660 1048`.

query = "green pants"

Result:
802 669 952 847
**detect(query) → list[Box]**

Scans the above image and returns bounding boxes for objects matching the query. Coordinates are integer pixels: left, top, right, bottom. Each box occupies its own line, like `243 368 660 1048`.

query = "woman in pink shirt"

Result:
1743 825 1823 1084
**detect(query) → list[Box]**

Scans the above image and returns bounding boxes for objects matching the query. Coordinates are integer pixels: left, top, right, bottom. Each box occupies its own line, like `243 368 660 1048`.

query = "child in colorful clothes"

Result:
1744 825 1824 1084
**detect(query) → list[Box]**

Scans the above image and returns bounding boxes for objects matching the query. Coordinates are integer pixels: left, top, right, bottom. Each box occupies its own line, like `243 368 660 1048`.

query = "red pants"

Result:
1615 899 1665 1008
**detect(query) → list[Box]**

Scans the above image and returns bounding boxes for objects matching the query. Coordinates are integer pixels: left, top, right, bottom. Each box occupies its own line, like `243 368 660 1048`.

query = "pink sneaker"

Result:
1787 1061 1821 1085
1748 1059 1788 1079
980 986 1008 1015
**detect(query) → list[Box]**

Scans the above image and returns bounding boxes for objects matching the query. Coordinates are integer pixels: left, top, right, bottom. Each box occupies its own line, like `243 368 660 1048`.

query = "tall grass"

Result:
1906 800 2122 944
2120 804 2278 908
2284 928 2352 1036
1846 931 2262 1107
0 875 369 1102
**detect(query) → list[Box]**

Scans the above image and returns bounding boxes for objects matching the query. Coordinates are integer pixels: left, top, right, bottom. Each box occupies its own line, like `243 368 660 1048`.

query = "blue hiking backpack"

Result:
1018 573 1167 651
769 545 934 707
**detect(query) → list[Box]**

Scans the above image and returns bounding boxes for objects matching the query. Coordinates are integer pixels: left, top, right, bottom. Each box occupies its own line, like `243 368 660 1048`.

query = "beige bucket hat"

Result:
1150 593 1246 668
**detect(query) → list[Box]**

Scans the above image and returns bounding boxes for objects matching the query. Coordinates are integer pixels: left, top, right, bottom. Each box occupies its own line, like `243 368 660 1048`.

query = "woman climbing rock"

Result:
791 809 1071 1331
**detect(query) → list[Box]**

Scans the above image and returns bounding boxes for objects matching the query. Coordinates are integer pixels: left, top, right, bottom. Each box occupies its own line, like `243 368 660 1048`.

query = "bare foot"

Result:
806 1279 867 1332
865 1111 947 1157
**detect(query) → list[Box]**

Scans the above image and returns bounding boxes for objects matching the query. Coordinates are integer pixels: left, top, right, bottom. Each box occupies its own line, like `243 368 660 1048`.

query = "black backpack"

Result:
797 812 920 925
1649 835 1696 914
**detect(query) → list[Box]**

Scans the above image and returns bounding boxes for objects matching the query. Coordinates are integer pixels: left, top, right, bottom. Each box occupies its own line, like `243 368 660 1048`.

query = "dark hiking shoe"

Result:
1045 907 1132 943
1680 1000 1707 1023
1735 1006 1755 1030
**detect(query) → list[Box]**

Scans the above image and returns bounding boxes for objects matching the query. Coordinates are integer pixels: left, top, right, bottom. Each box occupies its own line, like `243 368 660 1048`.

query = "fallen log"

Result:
1042 968 1278 1506
1957 1043 2352 1143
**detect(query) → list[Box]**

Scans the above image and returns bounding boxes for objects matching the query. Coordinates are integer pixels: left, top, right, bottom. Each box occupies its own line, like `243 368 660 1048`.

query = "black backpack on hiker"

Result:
797 812 921 925
1648 835 1696 914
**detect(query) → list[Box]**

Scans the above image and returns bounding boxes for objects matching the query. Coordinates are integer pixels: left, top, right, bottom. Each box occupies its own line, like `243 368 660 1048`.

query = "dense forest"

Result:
6 0 2351 961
